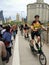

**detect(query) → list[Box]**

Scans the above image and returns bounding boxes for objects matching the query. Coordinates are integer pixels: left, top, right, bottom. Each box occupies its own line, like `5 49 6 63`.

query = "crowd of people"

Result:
0 15 47 65
0 24 18 65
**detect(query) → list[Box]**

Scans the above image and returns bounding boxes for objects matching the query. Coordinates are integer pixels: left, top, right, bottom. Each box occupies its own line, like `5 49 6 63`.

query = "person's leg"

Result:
8 47 12 57
24 30 27 38
37 36 40 43
21 29 23 35
35 31 40 50
14 35 15 39
16 30 17 34
31 31 35 45
6 47 12 57
36 31 41 43
6 47 8 52
25 30 27 37
27 30 29 38
36 36 41 53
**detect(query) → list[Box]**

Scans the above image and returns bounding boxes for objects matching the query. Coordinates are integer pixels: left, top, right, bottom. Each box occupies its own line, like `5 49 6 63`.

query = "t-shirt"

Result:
3 32 12 42
2 32 12 47
31 20 42 29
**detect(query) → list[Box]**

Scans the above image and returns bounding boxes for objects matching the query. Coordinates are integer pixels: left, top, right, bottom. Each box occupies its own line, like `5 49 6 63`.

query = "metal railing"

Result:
41 26 49 44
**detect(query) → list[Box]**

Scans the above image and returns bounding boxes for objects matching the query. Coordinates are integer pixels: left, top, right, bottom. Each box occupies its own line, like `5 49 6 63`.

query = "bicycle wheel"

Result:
39 53 47 65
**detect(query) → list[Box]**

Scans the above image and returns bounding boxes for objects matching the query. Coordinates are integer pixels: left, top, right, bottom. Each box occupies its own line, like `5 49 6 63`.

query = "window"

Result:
40 4 42 7
36 4 39 7
44 5 46 8
47 6 48 9
42 4 44 8
45 5 47 8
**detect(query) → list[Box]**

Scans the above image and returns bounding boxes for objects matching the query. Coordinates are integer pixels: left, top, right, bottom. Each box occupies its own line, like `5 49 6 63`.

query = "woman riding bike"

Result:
20 24 24 35
23 23 29 38
30 15 47 52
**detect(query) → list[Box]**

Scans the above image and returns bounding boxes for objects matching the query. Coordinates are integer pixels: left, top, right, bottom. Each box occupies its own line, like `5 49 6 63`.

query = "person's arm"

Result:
31 26 34 30
39 21 47 31
41 25 47 31
30 25 36 31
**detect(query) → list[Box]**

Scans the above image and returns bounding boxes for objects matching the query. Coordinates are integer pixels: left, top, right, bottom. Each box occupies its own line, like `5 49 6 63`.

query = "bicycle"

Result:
30 30 47 65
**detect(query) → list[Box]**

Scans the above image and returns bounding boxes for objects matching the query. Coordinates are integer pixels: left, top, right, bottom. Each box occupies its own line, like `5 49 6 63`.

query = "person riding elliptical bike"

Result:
30 15 47 52
20 24 24 35
23 23 29 38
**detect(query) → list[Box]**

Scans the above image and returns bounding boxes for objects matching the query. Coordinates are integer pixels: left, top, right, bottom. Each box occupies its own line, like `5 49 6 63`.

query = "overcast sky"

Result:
0 0 49 20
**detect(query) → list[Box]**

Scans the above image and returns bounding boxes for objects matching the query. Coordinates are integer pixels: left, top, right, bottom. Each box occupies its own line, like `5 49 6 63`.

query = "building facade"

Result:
0 11 4 21
5 17 12 23
16 13 20 22
27 0 49 23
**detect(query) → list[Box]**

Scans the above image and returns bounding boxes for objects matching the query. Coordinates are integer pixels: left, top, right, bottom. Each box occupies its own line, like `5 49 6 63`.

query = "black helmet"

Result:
34 15 39 18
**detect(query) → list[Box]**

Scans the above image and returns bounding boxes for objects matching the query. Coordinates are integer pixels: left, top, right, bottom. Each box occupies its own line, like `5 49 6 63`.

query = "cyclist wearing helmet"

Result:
30 15 47 51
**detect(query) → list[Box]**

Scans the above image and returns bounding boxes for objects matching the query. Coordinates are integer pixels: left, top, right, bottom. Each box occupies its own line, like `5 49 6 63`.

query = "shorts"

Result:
31 31 40 39
24 27 29 30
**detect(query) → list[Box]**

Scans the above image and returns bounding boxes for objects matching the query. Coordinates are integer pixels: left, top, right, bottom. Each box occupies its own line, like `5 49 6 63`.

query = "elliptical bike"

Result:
30 30 47 65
